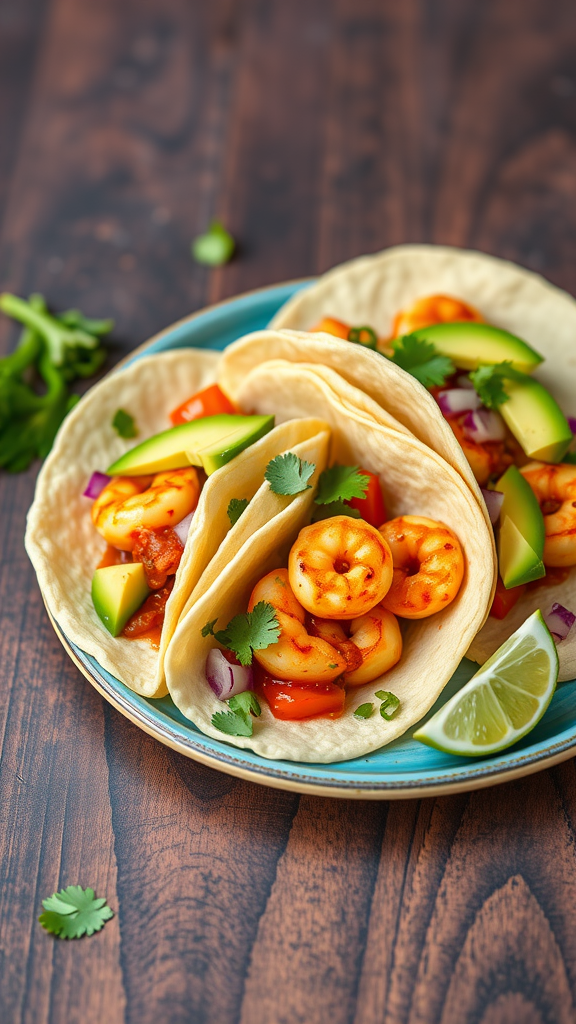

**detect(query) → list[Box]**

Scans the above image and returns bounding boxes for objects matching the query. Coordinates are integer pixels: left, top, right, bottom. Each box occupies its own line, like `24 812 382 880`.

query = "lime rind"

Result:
413 610 558 757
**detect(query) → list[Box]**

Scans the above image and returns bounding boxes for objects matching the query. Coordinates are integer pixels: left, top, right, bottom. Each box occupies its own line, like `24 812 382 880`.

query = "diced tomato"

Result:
391 294 484 339
169 384 236 425
310 317 350 340
255 670 345 720
122 579 174 646
490 577 527 619
347 469 386 528
131 527 184 588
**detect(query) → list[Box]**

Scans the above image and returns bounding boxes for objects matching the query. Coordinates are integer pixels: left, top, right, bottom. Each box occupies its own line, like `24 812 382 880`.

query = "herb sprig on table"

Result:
0 293 112 472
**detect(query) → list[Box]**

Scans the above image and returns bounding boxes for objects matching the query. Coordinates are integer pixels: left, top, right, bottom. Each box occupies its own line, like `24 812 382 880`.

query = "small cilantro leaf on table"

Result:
227 497 249 526
469 361 528 409
192 221 235 266
205 602 280 666
265 452 315 495
315 464 369 505
39 885 113 939
390 335 455 388
112 408 137 439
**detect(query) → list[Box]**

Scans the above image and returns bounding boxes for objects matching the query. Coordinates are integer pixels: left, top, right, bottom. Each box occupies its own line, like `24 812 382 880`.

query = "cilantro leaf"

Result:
211 709 254 736
227 497 249 526
354 702 374 719
312 499 361 522
315 464 369 505
229 691 261 717
212 601 280 665
265 452 315 495
39 886 113 939
202 619 218 638
192 221 235 266
469 362 529 409
390 335 455 388
112 408 137 438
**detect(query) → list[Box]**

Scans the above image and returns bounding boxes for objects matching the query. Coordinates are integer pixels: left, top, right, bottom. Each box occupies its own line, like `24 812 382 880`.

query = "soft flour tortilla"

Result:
165 362 495 762
267 244 576 681
25 346 329 697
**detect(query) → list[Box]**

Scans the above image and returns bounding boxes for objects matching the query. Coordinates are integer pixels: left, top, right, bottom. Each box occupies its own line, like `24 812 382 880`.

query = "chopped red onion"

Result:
544 603 576 644
456 374 475 390
173 510 194 546
438 388 482 418
462 409 506 443
206 648 253 700
83 471 110 499
568 417 576 435
481 487 504 525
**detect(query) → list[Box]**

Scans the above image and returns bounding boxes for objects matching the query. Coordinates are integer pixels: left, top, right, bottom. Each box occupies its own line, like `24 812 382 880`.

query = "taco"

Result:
254 244 576 680
25 346 330 698
165 360 495 762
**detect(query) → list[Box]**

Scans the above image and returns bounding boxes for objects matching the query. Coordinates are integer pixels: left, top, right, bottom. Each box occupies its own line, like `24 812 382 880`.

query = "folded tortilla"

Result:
165 362 495 762
228 245 576 682
25 347 330 697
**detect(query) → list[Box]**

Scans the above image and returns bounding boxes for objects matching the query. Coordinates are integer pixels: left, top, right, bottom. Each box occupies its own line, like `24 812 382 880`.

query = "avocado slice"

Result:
411 322 543 374
92 563 150 636
499 377 572 463
107 414 275 476
496 465 545 588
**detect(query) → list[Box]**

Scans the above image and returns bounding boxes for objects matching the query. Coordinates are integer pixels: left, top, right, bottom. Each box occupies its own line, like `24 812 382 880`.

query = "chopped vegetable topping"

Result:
389 335 455 388
348 325 378 350
354 702 374 719
227 497 250 526
192 221 235 266
469 361 528 409
38 885 113 939
211 691 262 736
375 689 400 719
112 408 137 438
265 452 315 495
170 383 235 425
202 602 280 666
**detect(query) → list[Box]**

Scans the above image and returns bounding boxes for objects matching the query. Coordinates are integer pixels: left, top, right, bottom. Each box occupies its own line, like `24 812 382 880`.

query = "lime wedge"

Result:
413 610 558 756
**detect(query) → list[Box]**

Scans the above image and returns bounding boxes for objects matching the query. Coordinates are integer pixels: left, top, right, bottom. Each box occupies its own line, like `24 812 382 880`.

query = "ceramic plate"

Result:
48 282 576 798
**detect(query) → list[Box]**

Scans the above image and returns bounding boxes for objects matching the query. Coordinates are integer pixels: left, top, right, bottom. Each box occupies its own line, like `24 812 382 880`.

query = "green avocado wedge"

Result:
410 321 543 374
496 465 545 588
107 414 275 476
92 563 150 636
498 377 572 463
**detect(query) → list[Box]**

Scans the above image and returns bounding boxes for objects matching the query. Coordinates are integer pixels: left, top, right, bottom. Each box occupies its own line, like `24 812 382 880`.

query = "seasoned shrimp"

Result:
379 516 465 619
310 607 402 687
390 294 483 340
248 569 347 682
91 467 200 551
520 462 576 567
288 515 393 620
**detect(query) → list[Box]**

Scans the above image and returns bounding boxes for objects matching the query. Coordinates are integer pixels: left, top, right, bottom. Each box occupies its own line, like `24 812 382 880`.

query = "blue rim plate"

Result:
50 281 576 798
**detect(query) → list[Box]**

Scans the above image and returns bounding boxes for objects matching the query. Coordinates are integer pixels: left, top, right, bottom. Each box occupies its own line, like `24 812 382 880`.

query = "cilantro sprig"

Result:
227 497 249 526
468 361 528 409
202 602 280 666
265 452 315 495
212 692 262 737
312 464 368 521
39 885 113 939
112 408 137 438
390 335 455 388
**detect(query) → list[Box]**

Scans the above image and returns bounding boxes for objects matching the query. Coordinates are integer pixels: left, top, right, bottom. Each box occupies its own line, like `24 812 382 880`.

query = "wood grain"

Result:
2 0 576 1022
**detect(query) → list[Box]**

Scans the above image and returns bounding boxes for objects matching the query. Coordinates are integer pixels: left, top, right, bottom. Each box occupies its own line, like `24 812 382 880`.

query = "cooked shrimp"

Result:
91 467 200 551
248 569 347 682
310 607 402 687
379 515 465 619
390 294 483 340
288 515 393 620
520 462 576 567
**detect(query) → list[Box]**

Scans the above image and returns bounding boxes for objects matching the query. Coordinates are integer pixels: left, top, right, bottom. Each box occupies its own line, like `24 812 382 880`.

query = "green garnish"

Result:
38 885 113 939
312 499 361 522
212 692 262 737
469 361 529 409
390 335 455 388
563 451 576 464
227 497 250 526
192 221 235 266
265 452 315 495
112 408 137 439
348 325 378 350
375 690 400 720
354 702 374 719
202 602 280 666
0 294 110 472
315 464 369 505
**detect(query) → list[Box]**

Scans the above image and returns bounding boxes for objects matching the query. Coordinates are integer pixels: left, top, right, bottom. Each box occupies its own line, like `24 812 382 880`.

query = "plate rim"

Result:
43 281 576 799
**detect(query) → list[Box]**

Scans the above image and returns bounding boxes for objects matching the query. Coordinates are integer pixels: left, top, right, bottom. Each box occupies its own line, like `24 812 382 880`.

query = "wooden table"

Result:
2 1 576 1021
